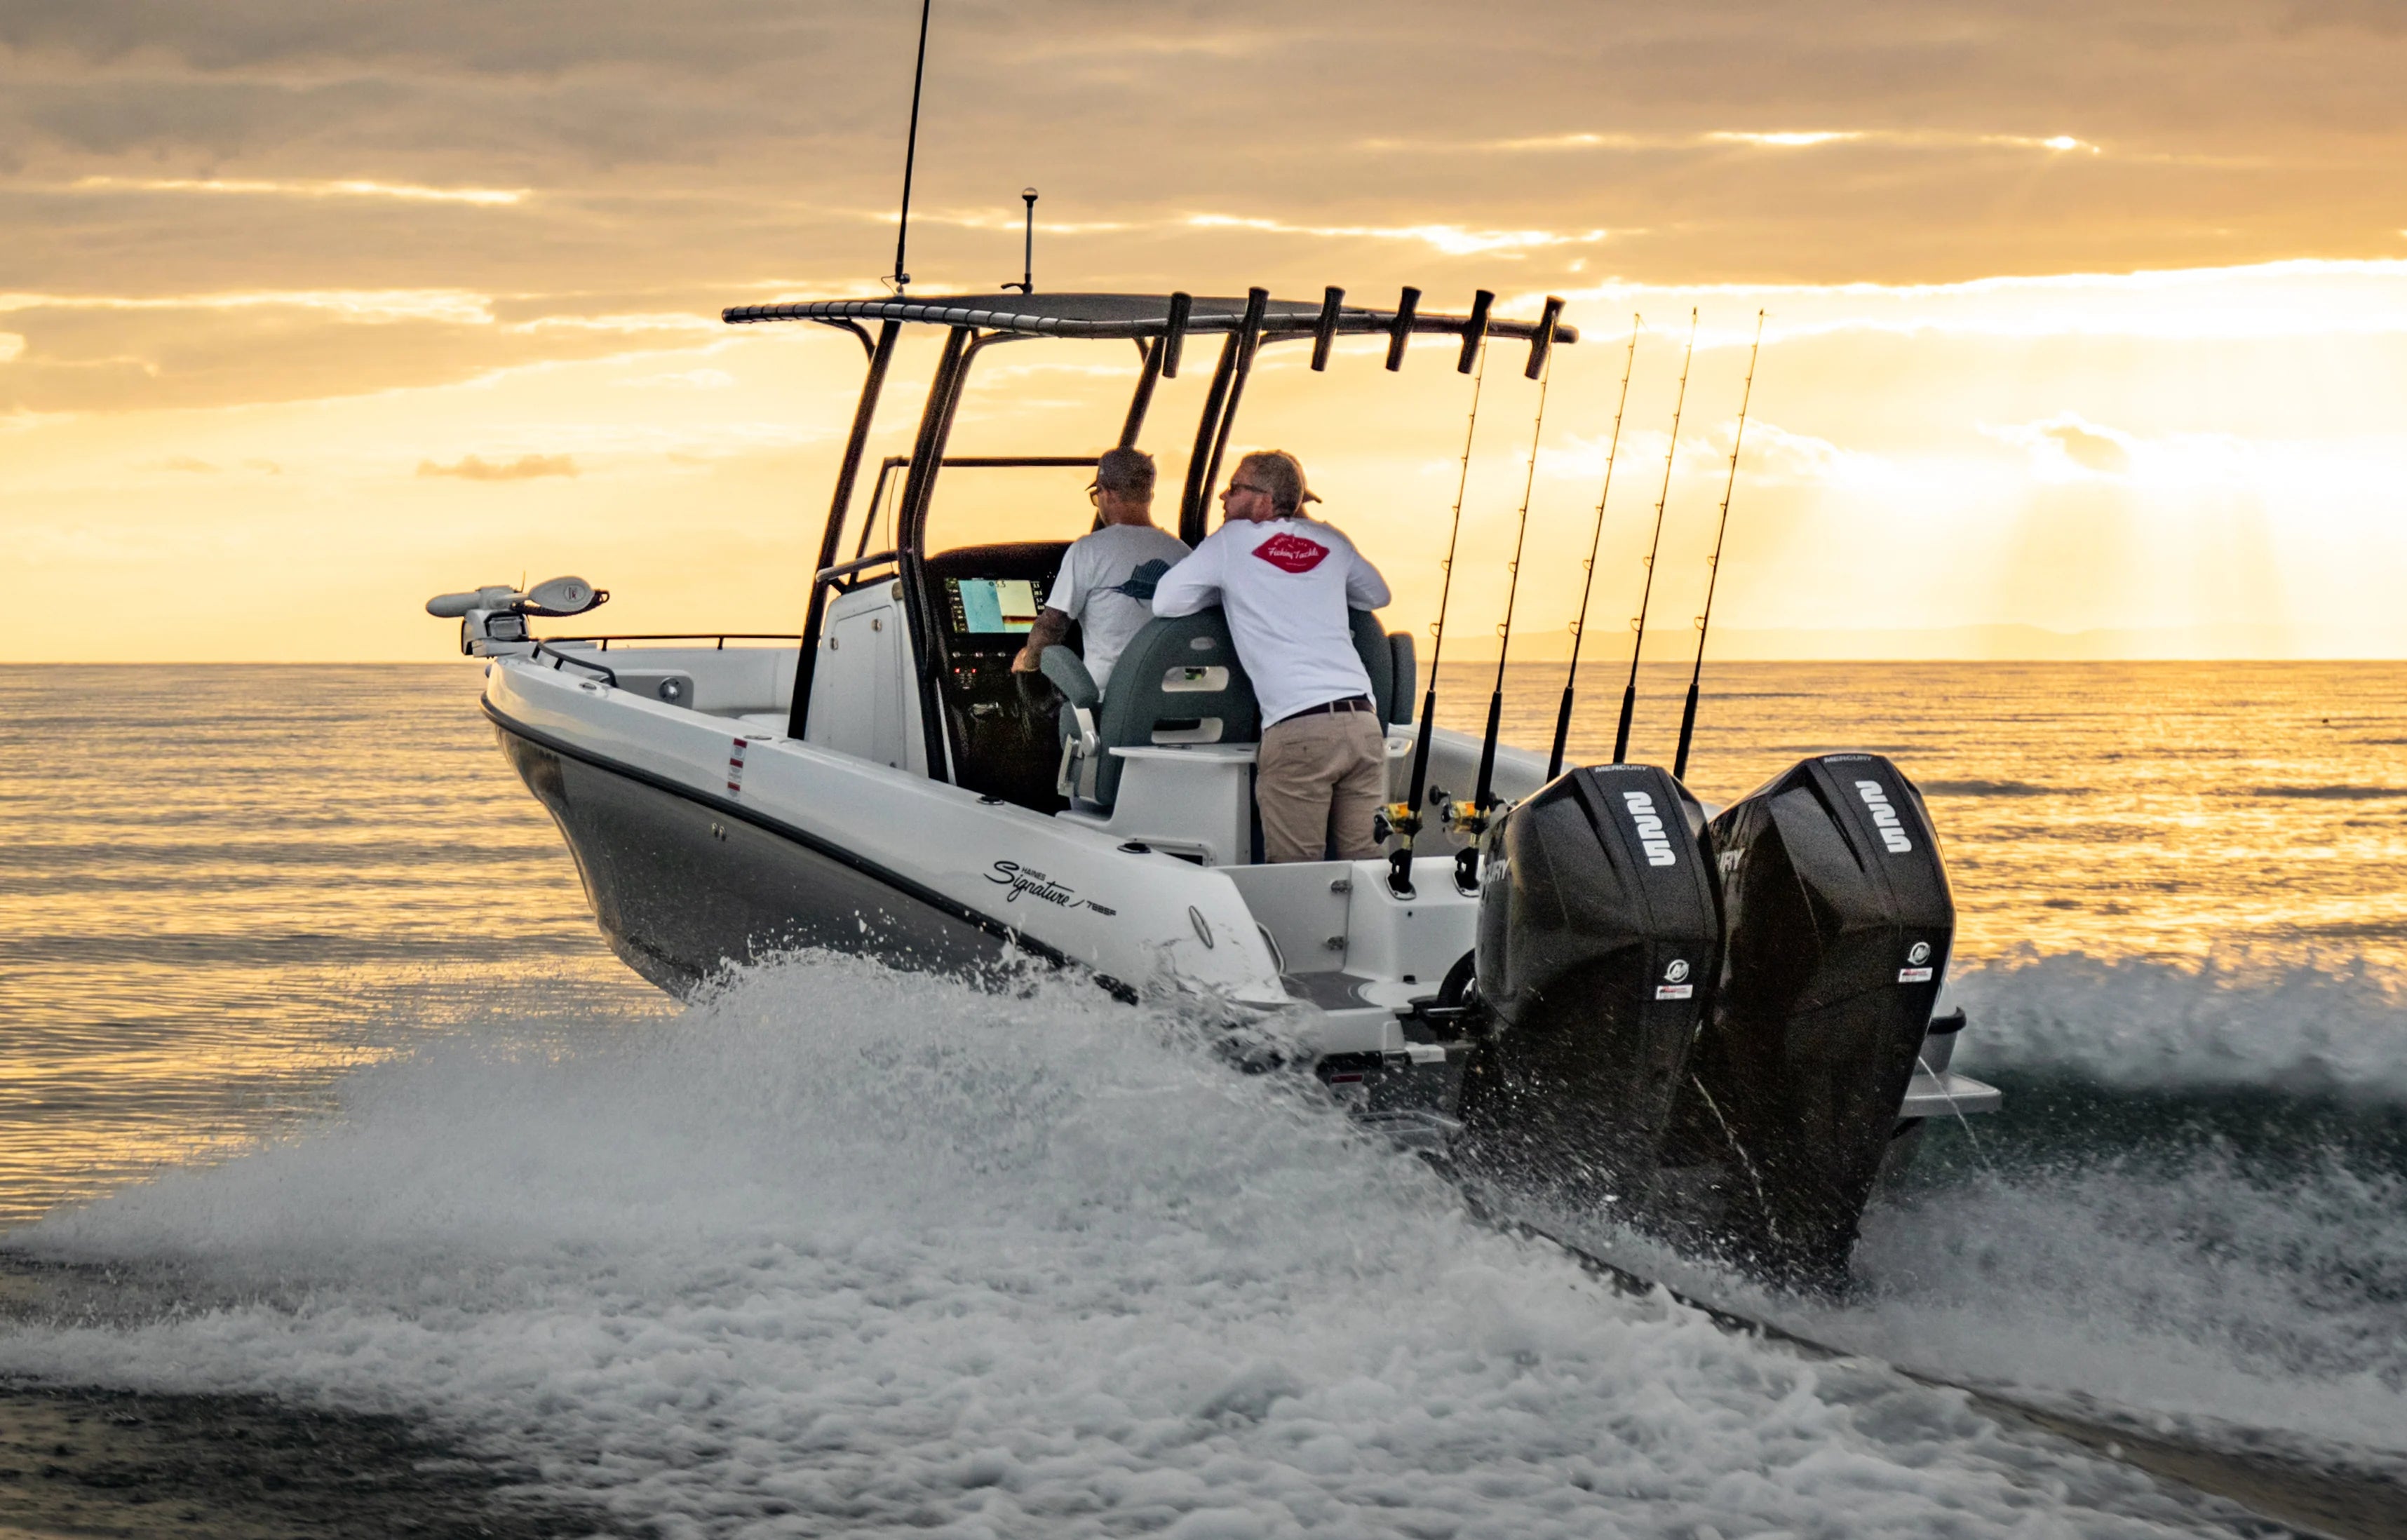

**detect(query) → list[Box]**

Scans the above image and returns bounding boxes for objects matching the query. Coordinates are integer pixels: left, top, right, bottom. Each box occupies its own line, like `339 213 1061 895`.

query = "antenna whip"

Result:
1673 309 1765 781
1454 296 1565 893
1548 312 1642 779
890 0 933 293
1384 290 1495 899
1612 307 1697 763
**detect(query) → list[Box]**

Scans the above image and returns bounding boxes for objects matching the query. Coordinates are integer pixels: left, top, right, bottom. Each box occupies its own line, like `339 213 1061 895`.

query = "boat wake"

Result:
1952 947 2407 1097
1 950 2393 1536
1535 947 2407 1521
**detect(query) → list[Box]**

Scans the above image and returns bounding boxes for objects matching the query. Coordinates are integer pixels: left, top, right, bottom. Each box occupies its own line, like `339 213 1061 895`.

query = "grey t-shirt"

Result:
1049 522 1192 691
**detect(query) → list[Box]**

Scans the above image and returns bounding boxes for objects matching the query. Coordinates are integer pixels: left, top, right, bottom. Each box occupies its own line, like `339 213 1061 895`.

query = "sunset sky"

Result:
6 0 2407 661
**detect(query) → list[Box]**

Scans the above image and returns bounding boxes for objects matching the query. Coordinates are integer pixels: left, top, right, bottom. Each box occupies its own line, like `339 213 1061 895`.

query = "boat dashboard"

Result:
922 542 1080 810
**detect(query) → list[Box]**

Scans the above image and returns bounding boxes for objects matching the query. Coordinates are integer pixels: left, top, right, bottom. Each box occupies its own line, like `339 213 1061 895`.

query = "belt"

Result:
1274 695 1374 724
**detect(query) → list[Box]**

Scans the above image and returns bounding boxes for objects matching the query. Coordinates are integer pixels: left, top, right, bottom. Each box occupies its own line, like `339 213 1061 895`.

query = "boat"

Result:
427 286 2000 1283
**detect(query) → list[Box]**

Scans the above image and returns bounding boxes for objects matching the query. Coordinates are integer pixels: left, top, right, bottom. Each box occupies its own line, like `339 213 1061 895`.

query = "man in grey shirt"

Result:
1012 447 1189 693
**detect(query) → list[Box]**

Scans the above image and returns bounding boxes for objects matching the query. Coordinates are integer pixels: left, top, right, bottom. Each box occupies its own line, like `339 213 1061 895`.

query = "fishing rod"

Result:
1384 290 1495 900
1673 310 1765 781
1612 307 1697 764
1547 313 1642 779
1454 296 1567 893
889 0 934 293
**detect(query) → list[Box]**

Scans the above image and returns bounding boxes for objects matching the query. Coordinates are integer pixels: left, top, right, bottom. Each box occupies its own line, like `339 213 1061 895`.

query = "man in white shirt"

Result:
1011 447 1189 693
1152 450 1394 863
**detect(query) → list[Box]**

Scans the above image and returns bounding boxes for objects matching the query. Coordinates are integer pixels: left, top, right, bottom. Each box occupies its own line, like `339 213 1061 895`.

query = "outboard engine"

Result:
1459 764 1720 1207
1671 752 1955 1282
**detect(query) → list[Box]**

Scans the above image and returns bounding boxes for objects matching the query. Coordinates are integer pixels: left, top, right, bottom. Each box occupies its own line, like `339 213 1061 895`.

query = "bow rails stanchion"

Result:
1549 313 1641 781
1672 310 1765 782
1613 307 1697 764
1384 290 1493 900
1452 295 1565 894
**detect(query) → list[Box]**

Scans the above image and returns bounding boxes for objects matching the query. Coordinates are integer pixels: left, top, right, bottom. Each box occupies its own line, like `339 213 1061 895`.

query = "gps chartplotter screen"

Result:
945 577 1045 635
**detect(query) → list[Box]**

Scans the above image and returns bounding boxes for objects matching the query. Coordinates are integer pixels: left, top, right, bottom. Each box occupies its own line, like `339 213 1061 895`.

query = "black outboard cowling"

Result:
1673 752 1954 1281
1460 764 1720 1202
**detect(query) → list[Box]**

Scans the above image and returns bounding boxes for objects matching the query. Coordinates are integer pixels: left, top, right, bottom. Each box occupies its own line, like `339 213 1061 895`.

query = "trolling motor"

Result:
426 576 607 656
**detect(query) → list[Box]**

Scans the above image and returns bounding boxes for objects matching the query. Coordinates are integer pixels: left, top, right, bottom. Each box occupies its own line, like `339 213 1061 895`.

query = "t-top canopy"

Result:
722 290 1576 345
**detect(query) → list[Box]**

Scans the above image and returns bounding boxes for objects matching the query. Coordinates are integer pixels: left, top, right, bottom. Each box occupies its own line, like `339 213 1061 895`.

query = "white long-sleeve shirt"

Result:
1151 515 1392 727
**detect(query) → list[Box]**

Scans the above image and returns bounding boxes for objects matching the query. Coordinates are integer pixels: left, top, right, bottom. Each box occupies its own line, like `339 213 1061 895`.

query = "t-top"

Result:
1047 522 1192 691
1151 515 1392 727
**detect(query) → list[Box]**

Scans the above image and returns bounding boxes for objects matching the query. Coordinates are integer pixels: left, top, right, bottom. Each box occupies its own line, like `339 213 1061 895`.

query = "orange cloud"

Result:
416 453 579 481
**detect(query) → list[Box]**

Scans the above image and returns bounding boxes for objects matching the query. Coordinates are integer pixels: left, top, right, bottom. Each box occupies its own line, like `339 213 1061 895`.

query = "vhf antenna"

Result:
1673 309 1765 781
1384 290 1494 899
1455 297 1566 893
889 0 934 294
1548 312 1642 779
1002 187 1038 293
1612 306 1697 763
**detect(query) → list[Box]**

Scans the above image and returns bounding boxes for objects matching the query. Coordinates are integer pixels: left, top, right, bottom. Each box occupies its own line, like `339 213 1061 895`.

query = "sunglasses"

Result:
1224 481 1272 497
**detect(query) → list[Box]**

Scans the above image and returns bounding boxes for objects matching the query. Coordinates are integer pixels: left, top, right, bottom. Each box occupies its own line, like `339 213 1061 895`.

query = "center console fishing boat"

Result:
431 287 1997 1281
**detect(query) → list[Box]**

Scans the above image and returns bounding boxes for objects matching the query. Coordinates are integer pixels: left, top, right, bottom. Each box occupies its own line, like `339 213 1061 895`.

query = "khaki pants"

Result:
1258 708 1388 863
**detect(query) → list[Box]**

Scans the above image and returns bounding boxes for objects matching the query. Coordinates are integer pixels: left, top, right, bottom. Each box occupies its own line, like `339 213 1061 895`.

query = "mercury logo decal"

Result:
1621 790 1678 866
1655 959 1694 1000
1664 959 1690 983
1908 941 1931 966
1855 779 1914 853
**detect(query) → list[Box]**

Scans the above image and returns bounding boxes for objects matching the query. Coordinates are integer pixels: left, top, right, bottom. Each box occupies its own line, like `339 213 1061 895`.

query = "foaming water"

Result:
1 956 2250 1537
1842 1139 2407 1463
1950 949 2407 1096
1539 957 2407 1478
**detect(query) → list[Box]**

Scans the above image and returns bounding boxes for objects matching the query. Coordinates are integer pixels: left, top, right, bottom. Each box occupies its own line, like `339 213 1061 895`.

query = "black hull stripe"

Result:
482 698 1098 982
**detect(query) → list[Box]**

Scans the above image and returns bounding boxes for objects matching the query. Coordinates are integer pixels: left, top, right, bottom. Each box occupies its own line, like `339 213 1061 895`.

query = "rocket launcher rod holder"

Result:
1385 287 1420 371
1159 290 1192 379
1311 286 1344 371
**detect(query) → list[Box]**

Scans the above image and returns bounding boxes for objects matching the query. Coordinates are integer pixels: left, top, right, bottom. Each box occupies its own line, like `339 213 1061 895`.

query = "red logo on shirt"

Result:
1253 532 1330 573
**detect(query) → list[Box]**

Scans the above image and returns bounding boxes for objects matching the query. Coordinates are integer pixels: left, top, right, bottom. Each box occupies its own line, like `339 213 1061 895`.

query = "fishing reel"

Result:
1431 788 1509 894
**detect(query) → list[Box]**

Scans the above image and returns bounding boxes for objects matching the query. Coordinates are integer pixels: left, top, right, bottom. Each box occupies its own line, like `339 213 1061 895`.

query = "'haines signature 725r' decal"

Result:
985 860 1117 915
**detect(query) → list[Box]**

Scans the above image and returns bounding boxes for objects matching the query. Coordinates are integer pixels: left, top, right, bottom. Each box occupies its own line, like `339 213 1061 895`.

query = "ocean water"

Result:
1 660 2402 1536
